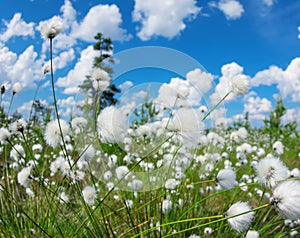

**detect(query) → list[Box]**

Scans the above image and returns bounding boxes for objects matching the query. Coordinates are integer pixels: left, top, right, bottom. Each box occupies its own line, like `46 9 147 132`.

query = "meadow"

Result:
0 19 300 238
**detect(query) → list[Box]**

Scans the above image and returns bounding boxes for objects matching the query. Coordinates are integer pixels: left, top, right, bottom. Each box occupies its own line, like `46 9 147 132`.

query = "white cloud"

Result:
60 0 76 25
0 45 42 89
298 26 300 39
281 108 300 124
186 68 214 105
237 91 271 127
186 68 213 94
56 46 98 94
132 0 201 40
261 0 276 7
72 4 130 42
251 57 300 102
0 13 35 42
52 48 75 70
7 46 41 87
155 77 191 108
119 81 133 92
243 91 272 120
209 62 245 105
214 0 244 20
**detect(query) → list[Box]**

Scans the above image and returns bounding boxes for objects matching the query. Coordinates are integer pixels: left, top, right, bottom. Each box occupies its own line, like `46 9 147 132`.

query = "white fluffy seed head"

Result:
216 168 237 190
271 180 300 220
82 186 97 206
44 119 71 148
97 106 128 144
255 156 289 188
272 141 284 155
12 82 22 94
226 201 254 233
231 74 249 96
0 128 11 144
40 18 63 39
17 167 32 188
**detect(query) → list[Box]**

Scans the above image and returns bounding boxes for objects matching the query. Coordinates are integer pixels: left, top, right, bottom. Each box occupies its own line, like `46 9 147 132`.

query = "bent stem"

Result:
49 38 70 165
131 215 224 237
7 93 15 117
162 203 270 238
202 90 232 121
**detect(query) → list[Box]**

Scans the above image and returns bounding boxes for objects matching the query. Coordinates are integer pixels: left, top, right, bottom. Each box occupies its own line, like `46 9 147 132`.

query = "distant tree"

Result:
263 97 298 142
78 33 120 118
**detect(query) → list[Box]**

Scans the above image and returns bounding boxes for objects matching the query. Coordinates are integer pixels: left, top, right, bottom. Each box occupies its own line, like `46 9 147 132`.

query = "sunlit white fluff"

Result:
44 119 71 148
272 141 284 155
12 82 22 94
82 186 97 206
9 118 27 133
71 117 87 134
231 74 249 96
115 165 130 181
255 156 289 188
245 230 260 238
40 18 63 39
97 106 128 144
17 167 32 188
169 108 204 148
226 201 254 233
162 198 172 214
0 128 11 144
216 168 238 190
271 180 300 220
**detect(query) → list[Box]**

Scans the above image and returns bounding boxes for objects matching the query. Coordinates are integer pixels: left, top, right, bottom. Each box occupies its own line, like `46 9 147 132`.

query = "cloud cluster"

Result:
56 46 97 94
0 13 35 42
0 0 130 92
209 0 244 20
243 92 272 120
251 58 300 102
132 0 201 40
72 4 131 42
155 68 214 108
0 45 42 89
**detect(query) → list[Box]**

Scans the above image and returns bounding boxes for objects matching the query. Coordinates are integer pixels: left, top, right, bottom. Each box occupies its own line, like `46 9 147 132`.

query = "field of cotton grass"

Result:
1 19 300 238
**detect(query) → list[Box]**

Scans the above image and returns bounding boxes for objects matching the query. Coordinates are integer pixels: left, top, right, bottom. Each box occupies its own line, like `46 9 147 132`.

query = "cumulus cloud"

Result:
251 57 300 102
56 46 98 94
119 81 133 92
0 45 42 89
132 0 201 40
243 91 272 120
72 4 130 42
281 108 300 124
209 62 245 105
210 0 244 20
60 0 77 26
186 68 214 105
0 13 35 42
52 48 75 70
261 0 276 7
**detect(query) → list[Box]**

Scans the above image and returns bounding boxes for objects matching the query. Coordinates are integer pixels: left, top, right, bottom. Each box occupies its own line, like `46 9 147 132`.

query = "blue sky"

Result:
0 0 300 127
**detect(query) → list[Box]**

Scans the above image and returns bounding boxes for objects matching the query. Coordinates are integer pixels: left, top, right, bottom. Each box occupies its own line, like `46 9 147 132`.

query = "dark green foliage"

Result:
263 97 298 142
78 33 120 118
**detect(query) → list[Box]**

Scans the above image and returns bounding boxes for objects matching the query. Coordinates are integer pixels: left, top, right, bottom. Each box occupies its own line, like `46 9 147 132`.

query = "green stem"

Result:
162 204 270 238
7 93 15 117
202 91 232 121
49 38 70 165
